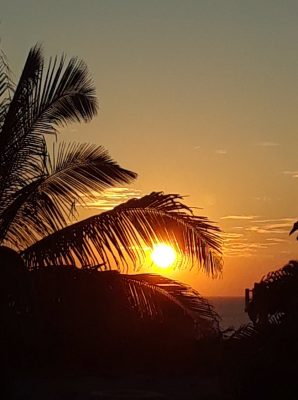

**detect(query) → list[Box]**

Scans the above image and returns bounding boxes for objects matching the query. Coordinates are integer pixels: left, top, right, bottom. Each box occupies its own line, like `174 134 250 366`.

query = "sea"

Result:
207 297 250 330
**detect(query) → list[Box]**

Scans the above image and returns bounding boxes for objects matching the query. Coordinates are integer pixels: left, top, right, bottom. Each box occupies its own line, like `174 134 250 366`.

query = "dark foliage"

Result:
1 248 220 375
0 44 223 389
222 259 298 399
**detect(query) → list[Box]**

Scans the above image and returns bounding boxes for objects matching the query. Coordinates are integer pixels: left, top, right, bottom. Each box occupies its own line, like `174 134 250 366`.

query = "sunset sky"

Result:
1 0 297 295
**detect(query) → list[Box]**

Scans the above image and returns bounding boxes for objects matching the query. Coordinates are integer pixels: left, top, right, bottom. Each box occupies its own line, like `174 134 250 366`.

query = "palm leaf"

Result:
228 323 259 341
45 142 137 213
26 268 220 341
0 179 46 247
123 273 220 338
0 49 14 128
0 44 43 157
0 45 43 211
31 53 97 133
246 260 298 326
1 143 137 250
0 44 98 217
290 221 298 239
22 192 222 276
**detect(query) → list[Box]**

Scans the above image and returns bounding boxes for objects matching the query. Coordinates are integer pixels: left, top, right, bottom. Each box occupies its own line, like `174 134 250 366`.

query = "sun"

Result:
151 243 177 268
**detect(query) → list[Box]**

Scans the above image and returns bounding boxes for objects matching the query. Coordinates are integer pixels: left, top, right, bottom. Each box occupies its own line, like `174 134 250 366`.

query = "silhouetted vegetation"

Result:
1 246 221 378
0 45 222 274
3 42 297 400
0 45 224 398
223 256 298 398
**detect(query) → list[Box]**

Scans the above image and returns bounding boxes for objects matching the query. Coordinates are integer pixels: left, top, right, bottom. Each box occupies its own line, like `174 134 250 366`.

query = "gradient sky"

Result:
1 0 297 295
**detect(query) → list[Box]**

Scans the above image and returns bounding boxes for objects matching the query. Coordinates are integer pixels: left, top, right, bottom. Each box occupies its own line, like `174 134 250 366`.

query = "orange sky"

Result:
78 191 297 296
2 0 298 295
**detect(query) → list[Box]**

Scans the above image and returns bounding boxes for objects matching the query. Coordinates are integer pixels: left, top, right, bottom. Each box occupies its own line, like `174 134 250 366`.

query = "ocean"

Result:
207 297 250 330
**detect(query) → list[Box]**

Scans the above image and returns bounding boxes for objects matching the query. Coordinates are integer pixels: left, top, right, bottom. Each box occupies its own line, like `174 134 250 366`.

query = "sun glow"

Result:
151 243 177 268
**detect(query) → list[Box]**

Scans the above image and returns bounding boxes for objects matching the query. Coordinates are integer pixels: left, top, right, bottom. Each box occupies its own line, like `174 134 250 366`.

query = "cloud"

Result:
193 145 200 150
255 218 295 224
256 141 279 147
253 196 272 203
266 238 286 243
215 149 227 155
243 218 295 234
245 221 291 234
222 240 276 257
222 229 270 257
84 187 142 211
223 232 244 239
283 171 298 178
260 222 292 229
221 215 258 220
221 217 295 258
246 226 288 234
248 218 295 234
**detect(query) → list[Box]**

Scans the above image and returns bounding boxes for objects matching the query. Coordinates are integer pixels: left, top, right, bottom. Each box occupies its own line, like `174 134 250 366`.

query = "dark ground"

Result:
6 371 223 400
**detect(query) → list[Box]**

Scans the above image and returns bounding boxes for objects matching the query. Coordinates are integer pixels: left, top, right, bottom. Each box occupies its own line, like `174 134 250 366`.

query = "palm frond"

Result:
290 220 298 239
2 143 137 250
31 53 98 133
228 323 262 342
22 192 222 276
0 178 46 247
0 45 46 216
0 44 98 216
0 49 14 128
45 142 137 212
0 44 42 150
26 268 219 342
123 273 220 338
246 260 298 326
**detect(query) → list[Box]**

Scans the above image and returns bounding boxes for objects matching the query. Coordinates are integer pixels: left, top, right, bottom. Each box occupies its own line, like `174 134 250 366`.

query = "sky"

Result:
1 0 297 295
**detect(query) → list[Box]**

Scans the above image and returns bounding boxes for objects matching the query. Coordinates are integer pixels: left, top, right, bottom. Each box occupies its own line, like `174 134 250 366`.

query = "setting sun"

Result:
151 244 177 268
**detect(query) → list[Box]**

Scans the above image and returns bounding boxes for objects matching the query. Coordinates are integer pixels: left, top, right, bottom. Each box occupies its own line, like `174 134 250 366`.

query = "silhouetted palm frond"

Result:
0 50 14 128
123 273 220 338
228 323 259 341
246 260 298 326
0 179 46 247
47 142 137 209
0 44 98 219
22 192 222 275
290 220 298 239
1 143 137 249
22 267 219 342
0 46 44 193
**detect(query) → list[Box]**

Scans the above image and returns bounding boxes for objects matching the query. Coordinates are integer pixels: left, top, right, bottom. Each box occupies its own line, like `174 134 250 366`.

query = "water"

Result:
207 297 250 330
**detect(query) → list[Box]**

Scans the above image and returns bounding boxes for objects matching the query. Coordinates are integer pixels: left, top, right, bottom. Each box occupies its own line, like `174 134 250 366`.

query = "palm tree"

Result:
0 44 222 347
245 259 298 326
227 259 298 399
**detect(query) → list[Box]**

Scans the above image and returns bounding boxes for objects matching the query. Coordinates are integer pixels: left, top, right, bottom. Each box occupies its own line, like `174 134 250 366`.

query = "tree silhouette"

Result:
0 45 222 363
227 259 298 399
0 44 222 275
